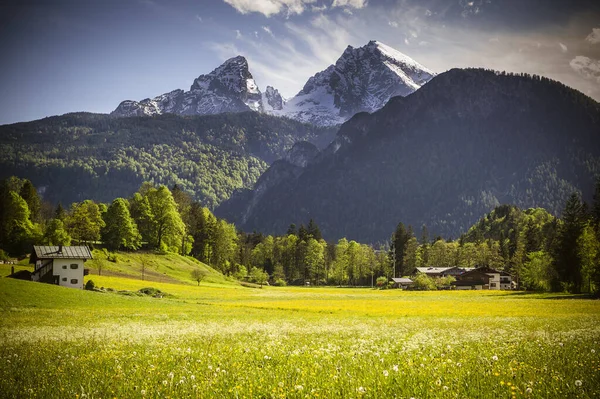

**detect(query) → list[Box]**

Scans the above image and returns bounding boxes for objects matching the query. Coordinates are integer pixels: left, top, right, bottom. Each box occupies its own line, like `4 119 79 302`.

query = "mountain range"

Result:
112 41 434 127
216 68 600 242
2 41 599 243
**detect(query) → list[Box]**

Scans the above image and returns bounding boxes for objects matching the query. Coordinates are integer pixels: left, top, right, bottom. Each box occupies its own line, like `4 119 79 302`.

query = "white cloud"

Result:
195 14 203 23
559 42 568 53
388 21 398 28
311 5 327 12
331 0 368 9
262 26 275 38
586 28 600 45
570 56 600 83
222 0 317 17
235 30 242 39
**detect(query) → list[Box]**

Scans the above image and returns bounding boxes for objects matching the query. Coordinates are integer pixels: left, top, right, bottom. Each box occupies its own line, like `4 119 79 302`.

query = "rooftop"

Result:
30 246 93 262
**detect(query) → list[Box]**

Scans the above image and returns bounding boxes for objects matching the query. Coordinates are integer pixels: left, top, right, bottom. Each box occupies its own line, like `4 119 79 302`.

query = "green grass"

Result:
1 277 599 398
85 249 236 287
0 263 33 277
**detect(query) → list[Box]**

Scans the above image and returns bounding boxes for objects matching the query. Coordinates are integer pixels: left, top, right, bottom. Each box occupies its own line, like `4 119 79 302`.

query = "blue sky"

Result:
1 0 599 124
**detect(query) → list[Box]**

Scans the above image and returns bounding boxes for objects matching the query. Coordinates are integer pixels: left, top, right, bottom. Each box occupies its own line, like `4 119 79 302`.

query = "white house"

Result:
30 246 92 289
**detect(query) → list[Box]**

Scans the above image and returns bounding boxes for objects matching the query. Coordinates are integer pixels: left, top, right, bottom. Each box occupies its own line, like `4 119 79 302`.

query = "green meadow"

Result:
1 259 599 399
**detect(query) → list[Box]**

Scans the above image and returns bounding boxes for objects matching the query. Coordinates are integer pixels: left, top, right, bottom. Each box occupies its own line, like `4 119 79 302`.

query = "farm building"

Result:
452 266 513 290
29 246 92 289
391 277 414 289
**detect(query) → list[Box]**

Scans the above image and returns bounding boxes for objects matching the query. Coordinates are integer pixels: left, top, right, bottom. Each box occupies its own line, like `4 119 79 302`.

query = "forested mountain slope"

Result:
217 69 600 242
0 112 336 207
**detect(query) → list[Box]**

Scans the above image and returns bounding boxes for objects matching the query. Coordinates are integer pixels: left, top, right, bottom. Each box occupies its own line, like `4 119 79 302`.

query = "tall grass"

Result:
1 278 598 398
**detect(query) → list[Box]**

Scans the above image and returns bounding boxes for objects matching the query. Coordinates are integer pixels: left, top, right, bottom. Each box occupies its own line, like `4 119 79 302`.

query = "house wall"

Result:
487 273 501 290
52 259 85 289
500 276 512 290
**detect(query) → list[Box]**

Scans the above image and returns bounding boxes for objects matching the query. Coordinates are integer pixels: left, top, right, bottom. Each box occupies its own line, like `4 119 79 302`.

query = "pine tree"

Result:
286 223 297 236
592 177 600 231
307 219 322 241
19 180 41 222
391 222 411 277
54 203 67 221
298 224 309 242
420 225 429 245
552 193 587 292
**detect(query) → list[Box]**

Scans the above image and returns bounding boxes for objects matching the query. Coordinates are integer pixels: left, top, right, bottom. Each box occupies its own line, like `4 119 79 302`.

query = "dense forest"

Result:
2 176 599 294
219 69 600 242
0 112 336 208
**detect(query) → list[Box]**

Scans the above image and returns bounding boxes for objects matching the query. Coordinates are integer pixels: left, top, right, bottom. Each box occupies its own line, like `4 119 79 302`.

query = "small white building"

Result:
30 246 92 289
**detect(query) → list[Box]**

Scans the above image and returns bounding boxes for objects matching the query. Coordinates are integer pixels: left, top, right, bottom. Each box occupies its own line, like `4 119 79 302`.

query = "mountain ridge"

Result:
215 68 600 242
111 41 435 126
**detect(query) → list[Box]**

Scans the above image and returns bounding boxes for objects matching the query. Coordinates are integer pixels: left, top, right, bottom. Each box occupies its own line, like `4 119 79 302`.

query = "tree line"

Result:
1 175 599 294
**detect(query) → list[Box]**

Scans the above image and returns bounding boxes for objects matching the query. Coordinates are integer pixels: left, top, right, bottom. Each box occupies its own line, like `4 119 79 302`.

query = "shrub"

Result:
273 278 287 287
376 276 388 289
138 287 162 297
85 280 95 290
413 273 437 290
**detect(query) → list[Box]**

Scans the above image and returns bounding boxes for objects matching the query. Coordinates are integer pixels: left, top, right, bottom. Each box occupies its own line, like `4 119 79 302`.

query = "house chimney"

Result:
58 245 63 253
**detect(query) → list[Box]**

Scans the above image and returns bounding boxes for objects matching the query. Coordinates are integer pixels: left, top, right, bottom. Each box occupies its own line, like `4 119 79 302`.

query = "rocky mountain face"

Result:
111 41 434 126
112 56 263 117
275 41 435 126
215 69 600 242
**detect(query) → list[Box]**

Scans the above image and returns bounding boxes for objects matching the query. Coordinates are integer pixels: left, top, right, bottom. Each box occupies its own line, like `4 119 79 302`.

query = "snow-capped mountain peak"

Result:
272 40 436 126
112 55 264 117
111 41 435 126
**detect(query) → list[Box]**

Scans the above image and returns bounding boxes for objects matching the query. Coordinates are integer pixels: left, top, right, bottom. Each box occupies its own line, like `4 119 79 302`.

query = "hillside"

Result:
0 112 336 208
217 69 600 242
84 249 235 286
2 250 236 287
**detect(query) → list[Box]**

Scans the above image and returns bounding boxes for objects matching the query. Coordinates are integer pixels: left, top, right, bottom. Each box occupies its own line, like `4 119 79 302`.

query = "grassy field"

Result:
1 275 599 398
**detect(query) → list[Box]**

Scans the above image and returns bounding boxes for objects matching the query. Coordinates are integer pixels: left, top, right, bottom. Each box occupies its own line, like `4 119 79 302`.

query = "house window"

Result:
70 264 78 269
62 265 67 269
490 283 496 287
62 277 67 282
71 279 78 284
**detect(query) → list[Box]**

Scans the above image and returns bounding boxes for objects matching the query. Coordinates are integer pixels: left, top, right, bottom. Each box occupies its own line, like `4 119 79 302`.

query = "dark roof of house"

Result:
475 266 501 274
30 246 93 263
416 267 451 274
